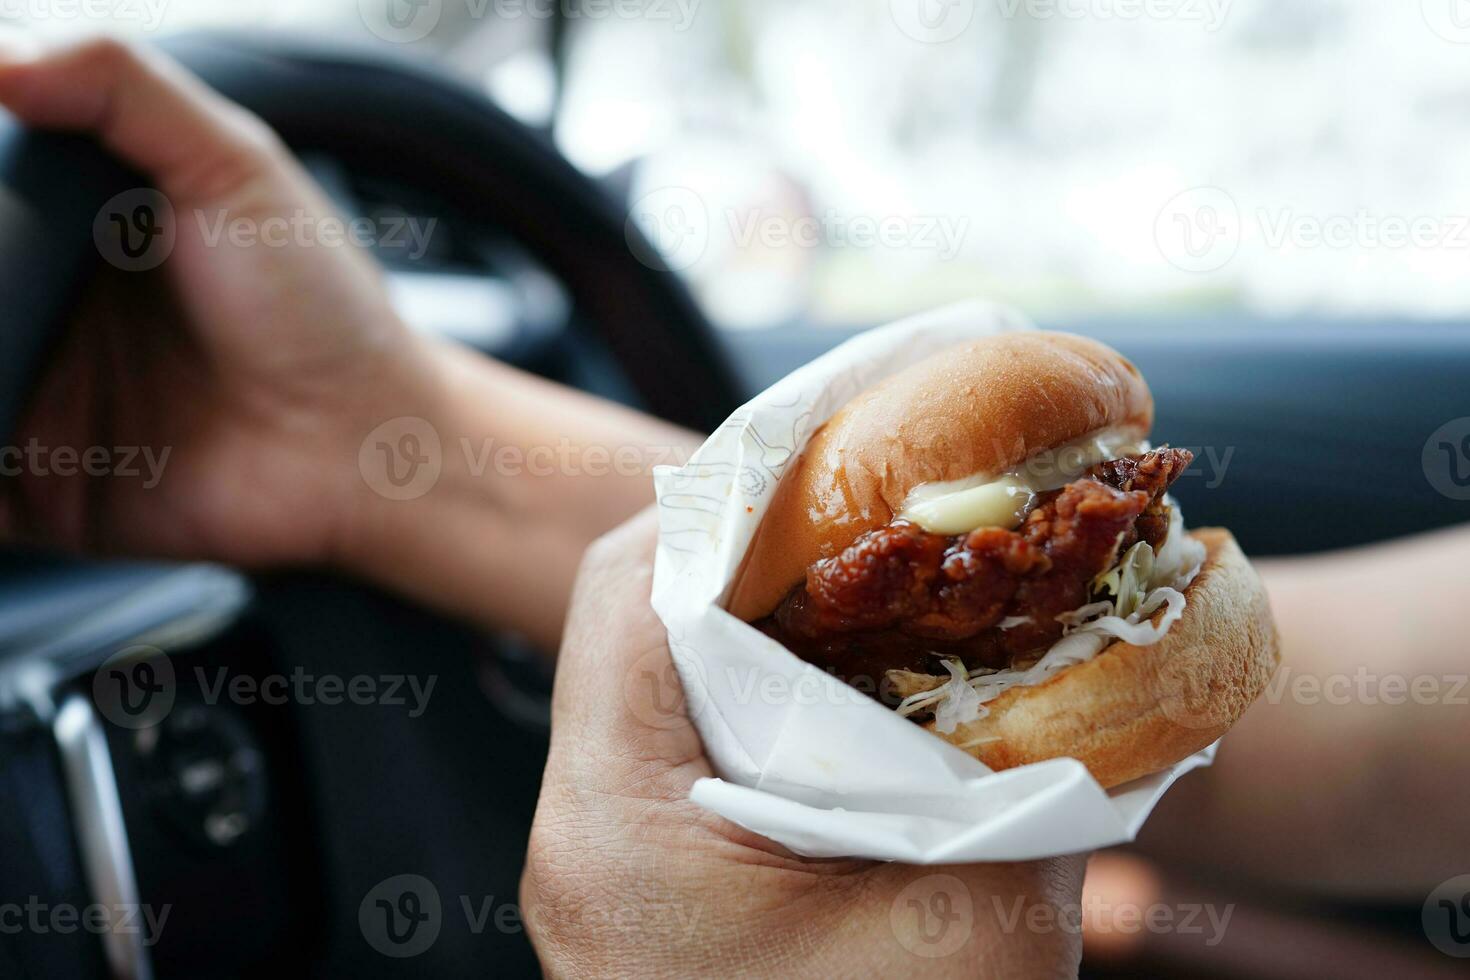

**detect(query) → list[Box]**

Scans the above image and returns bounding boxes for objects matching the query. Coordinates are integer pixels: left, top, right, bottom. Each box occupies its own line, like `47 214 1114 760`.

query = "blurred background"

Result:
10 0 1470 329
3 2 1467 978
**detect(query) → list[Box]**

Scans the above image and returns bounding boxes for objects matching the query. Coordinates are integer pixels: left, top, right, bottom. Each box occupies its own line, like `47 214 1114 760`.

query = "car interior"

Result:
1 6 1466 979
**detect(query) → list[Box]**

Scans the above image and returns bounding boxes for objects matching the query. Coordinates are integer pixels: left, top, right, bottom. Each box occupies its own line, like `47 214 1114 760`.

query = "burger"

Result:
727 332 1279 788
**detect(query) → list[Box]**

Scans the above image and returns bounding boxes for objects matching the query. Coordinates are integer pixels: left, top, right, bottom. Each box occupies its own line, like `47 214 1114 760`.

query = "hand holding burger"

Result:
729 332 1279 788
522 510 1087 978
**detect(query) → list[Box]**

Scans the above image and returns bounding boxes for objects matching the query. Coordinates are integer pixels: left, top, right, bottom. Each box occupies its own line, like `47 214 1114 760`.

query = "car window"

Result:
8 0 1467 330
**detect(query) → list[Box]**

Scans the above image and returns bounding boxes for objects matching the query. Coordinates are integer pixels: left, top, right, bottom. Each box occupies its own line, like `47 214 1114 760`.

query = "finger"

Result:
0 33 288 202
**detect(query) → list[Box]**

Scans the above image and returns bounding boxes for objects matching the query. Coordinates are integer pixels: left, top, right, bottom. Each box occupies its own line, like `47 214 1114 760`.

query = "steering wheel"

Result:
0 32 749 979
0 31 743 440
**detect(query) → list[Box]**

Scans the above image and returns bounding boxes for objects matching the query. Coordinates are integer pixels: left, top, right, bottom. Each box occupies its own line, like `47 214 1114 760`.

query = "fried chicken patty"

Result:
758 448 1193 684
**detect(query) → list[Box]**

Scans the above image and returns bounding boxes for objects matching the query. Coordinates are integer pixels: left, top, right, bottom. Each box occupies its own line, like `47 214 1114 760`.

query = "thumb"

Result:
548 507 713 798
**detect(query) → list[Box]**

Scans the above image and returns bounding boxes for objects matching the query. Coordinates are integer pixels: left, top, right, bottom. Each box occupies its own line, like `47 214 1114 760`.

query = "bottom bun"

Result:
928 528 1279 789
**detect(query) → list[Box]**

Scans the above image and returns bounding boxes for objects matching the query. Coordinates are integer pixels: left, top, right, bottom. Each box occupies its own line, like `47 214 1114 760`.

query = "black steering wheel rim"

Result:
0 30 742 438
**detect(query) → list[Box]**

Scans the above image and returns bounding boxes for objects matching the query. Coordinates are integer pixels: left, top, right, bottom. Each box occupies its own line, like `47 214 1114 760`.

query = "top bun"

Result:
727 332 1154 621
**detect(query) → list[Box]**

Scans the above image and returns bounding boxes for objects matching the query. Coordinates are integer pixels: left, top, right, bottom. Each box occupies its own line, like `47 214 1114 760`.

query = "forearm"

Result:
339 335 701 650
1139 524 1470 897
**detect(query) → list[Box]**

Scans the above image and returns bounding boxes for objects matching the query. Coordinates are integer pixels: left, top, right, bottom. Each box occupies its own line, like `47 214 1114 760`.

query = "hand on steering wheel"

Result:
0 33 700 646
0 34 435 567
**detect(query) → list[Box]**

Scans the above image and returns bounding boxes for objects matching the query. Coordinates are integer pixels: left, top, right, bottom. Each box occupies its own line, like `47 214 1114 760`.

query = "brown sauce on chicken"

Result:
758 449 1193 689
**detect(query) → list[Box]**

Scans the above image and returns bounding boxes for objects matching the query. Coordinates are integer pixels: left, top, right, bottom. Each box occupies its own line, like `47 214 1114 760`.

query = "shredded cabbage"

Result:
932 658 986 733
896 497 1202 728
1093 539 1155 619
1062 586 1185 645
1055 600 1114 628
1154 498 1206 588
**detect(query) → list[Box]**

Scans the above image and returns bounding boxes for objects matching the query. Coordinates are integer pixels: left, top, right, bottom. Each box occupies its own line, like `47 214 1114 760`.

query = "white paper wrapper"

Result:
651 301 1216 863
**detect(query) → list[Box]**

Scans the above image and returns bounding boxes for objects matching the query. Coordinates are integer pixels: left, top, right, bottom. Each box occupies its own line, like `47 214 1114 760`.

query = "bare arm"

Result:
338 339 701 650
1139 524 1470 898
